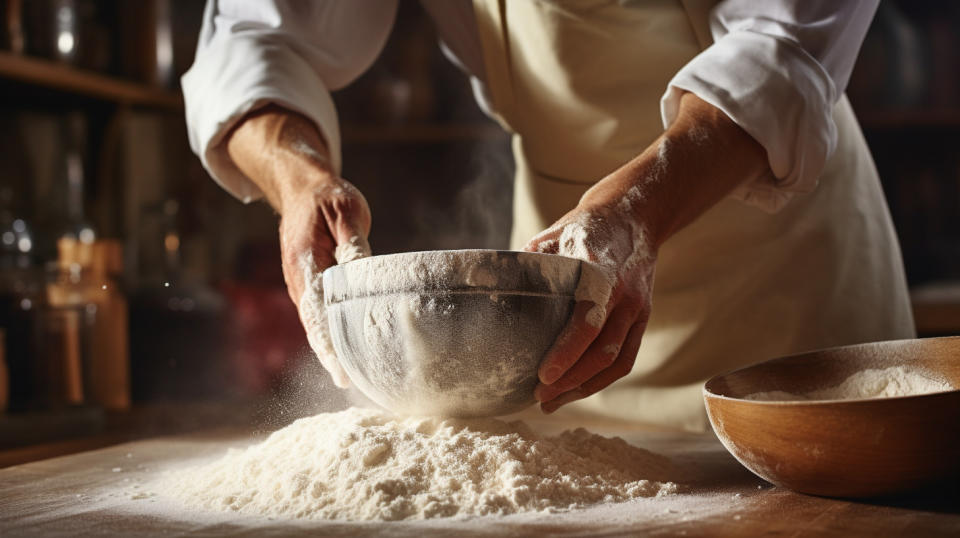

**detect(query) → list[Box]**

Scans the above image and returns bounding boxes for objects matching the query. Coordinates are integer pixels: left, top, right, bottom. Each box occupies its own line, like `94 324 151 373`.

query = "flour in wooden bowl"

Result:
156 407 678 521
745 366 954 402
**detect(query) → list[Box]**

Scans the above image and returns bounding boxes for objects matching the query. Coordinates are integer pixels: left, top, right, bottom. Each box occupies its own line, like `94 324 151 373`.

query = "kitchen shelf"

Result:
0 50 182 109
341 122 507 144
911 281 960 335
857 107 960 130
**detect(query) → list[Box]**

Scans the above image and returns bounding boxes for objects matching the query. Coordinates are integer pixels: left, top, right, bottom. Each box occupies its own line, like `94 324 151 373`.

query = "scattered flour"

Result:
745 366 955 402
157 407 678 521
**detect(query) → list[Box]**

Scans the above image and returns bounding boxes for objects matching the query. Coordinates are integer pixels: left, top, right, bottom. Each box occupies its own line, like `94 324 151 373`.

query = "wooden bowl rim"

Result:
703 337 960 406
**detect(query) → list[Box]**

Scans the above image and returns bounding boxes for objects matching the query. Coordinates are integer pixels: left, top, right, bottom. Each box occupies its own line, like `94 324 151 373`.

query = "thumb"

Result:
320 185 372 264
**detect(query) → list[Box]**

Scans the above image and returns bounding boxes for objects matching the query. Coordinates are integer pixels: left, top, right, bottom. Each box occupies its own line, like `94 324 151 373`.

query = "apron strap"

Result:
473 0 518 131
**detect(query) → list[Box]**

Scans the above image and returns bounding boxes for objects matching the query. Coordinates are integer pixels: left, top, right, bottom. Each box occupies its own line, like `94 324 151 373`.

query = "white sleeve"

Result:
182 0 398 203
660 0 879 212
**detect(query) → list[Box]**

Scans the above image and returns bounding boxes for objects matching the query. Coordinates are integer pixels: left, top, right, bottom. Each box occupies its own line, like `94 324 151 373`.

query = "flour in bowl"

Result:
745 366 954 402
321 250 582 417
157 407 677 521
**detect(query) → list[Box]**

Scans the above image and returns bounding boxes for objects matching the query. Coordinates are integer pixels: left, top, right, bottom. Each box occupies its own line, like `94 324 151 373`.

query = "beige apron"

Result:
473 0 915 431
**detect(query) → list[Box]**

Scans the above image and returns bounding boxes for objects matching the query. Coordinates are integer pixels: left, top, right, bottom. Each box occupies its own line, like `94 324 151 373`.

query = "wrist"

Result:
270 150 337 214
590 93 766 249
578 157 670 250
227 104 337 214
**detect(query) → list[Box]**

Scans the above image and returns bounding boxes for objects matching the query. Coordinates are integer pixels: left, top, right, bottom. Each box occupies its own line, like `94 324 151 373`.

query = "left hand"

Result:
524 93 771 413
524 182 657 413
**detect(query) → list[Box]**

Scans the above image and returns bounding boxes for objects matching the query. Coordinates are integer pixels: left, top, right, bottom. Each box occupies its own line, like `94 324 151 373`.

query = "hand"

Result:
226 105 371 387
524 92 769 413
525 182 656 413
280 178 371 389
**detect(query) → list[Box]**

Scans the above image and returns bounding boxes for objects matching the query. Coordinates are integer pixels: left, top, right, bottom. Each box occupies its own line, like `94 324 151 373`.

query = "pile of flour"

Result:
745 366 955 402
157 408 677 521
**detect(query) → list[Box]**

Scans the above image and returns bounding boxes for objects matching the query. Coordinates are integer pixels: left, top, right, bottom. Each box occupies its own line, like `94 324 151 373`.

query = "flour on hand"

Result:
530 139 667 328
299 235 372 388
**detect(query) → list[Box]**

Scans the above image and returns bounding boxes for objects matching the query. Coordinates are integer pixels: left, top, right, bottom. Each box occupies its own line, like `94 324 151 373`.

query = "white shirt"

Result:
182 0 878 212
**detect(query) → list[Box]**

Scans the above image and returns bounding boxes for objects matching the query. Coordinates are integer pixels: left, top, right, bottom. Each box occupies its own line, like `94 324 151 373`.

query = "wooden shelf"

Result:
857 107 960 130
911 281 960 335
0 50 182 109
341 122 507 144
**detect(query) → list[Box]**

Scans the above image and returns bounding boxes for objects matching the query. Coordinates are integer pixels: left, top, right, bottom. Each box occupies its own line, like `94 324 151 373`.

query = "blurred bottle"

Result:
35 302 86 408
116 0 178 87
0 183 42 412
34 112 96 263
15 0 112 70
47 238 129 410
129 198 228 401
3 0 26 53
0 329 7 411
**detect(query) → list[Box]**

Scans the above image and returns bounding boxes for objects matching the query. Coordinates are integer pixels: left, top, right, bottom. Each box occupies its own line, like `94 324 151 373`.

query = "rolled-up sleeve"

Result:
661 0 879 212
182 0 397 203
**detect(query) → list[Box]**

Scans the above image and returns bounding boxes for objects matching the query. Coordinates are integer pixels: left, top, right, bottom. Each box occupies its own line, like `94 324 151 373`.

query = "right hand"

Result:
279 177 371 388
226 105 371 387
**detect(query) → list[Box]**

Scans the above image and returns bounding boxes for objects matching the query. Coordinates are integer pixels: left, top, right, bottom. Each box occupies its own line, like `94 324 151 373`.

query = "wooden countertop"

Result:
0 400 279 469
0 415 957 537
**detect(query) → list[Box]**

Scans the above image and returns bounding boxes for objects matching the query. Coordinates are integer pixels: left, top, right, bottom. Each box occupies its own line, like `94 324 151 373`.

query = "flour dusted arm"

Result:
182 1 394 387
530 93 768 412
182 0 398 203
661 0 879 211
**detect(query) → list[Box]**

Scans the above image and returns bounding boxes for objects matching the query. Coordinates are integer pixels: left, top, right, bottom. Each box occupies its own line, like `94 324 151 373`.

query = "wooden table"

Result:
1 416 958 537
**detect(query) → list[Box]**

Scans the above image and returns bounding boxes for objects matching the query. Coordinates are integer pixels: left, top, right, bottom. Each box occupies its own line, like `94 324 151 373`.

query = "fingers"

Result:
278 187 365 389
540 316 646 413
523 226 562 254
534 300 638 402
540 389 585 414
316 182 371 249
579 320 645 395
537 300 604 384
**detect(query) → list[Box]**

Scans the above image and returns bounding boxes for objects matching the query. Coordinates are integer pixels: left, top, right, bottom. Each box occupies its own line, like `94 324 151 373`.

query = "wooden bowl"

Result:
703 337 960 498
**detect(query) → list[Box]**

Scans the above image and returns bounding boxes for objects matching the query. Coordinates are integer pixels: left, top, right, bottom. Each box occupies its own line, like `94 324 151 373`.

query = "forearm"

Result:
587 92 768 248
225 105 337 214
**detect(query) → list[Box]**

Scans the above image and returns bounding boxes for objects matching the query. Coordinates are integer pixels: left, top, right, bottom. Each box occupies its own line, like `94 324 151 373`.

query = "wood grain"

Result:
0 419 957 536
0 51 182 108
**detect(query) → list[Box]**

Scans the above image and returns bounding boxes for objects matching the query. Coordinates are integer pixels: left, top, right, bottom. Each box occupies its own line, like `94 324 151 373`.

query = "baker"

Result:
183 0 915 430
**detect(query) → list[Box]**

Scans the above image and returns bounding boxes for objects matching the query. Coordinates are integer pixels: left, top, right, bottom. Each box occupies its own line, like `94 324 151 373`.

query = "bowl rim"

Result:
323 249 587 303
702 337 960 406
327 248 585 266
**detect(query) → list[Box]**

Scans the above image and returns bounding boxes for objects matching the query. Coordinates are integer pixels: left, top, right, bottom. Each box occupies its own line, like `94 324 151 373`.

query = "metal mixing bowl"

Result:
323 250 584 417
